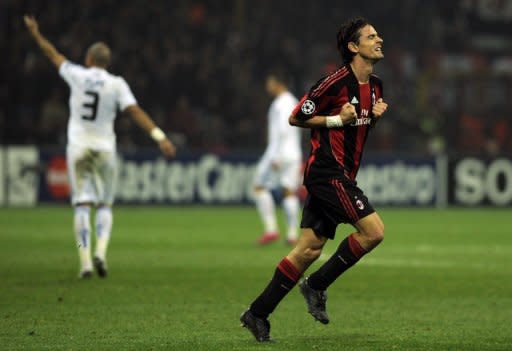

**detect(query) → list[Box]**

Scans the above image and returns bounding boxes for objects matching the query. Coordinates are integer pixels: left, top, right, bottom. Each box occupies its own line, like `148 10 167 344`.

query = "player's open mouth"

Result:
375 47 382 52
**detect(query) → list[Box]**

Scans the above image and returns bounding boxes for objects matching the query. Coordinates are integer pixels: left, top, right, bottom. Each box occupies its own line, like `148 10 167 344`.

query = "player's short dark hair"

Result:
336 17 371 64
86 42 111 68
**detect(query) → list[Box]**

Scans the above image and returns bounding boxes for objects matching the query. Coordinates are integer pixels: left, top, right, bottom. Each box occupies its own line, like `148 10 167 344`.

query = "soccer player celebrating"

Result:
24 15 176 278
253 73 302 246
241 17 388 341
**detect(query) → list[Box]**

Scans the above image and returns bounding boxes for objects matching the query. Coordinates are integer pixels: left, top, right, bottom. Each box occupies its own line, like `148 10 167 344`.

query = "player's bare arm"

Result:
23 15 65 69
124 105 176 158
289 102 357 129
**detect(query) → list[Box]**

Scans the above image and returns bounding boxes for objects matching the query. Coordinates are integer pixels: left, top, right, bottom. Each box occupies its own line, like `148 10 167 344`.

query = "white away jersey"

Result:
59 61 137 151
263 91 302 162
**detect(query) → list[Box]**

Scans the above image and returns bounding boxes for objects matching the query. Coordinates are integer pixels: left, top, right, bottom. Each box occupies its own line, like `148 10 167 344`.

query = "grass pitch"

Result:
0 206 510 350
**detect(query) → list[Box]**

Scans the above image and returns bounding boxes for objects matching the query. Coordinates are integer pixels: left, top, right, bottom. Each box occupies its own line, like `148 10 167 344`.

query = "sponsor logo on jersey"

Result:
351 118 372 127
350 108 372 126
301 100 316 115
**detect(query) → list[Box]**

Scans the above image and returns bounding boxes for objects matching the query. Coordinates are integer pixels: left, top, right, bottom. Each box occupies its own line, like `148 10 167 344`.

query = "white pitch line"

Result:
360 257 456 269
316 253 505 271
391 244 512 255
359 257 504 271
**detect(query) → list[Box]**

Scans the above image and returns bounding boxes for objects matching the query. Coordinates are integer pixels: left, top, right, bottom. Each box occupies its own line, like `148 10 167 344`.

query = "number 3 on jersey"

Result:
82 90 99 121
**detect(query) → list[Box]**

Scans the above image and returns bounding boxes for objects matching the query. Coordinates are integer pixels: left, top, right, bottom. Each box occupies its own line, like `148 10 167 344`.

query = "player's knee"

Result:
368 223 385 246
359 219 384 247
369 231 384 246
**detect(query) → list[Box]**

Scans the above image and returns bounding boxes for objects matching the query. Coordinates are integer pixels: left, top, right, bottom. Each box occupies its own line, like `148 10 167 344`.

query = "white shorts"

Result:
66 144 117 206
253 157 302 191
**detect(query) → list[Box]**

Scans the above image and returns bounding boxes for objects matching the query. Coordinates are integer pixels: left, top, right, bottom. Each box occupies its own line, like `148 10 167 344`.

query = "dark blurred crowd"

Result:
3 0 512 155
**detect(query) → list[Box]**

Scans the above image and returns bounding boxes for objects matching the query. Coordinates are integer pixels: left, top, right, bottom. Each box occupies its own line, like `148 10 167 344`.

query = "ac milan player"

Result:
240 17 388 342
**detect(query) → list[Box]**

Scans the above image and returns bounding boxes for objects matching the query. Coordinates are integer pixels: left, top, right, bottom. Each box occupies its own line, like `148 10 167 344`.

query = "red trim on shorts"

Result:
277 257 301 282
331 179 359 222
348 234 368 259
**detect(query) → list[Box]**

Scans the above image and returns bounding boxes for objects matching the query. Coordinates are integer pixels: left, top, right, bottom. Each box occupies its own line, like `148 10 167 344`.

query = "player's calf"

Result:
286 228 327 272
354 212 385 251
74 205 93 276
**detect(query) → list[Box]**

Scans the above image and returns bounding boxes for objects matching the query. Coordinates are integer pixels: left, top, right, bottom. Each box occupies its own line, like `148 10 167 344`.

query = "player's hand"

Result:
372 98 388 118
23 15 40 36
159 138 176 158
340 102 357 122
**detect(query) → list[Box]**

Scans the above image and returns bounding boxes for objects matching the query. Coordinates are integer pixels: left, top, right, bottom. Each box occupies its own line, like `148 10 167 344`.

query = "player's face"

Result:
353 25 384 63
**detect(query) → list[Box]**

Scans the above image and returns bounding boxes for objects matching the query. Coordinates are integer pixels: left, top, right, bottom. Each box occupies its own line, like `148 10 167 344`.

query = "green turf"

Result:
0 206 510 350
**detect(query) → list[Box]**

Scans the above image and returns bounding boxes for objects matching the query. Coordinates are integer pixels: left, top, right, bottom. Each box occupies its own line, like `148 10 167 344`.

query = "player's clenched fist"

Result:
372 98 388 118
340 102 357 121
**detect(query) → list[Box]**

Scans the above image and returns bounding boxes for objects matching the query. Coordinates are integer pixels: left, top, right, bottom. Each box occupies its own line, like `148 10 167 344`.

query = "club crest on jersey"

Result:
301 100 316 115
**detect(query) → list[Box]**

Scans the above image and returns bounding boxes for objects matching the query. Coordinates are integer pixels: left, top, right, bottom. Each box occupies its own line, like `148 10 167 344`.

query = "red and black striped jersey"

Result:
291 64 383 184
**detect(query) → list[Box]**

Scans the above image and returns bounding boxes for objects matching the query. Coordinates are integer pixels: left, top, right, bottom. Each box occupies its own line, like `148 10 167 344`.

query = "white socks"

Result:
94 207 113 262
283 195 300 240
254 190 278 233
73 206 113 273
74 206 92 272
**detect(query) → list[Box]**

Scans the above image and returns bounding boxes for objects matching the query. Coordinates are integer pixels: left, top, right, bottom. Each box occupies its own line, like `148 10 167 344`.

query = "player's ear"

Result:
348 42 358 54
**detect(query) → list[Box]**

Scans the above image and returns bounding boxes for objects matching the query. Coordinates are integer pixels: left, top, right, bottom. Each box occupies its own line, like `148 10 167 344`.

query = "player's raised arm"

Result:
289 102 357 129
23 15 65 69
124 105 176 158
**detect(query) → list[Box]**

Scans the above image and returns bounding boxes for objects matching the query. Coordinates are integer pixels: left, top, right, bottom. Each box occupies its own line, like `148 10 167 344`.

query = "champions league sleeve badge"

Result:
301 99 316 115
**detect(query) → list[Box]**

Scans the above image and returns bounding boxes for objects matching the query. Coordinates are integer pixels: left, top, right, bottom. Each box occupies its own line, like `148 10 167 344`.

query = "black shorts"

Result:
300 178 375 239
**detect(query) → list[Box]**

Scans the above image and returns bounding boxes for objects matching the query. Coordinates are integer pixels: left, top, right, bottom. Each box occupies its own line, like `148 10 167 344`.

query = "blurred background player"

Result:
253 73 302 246
241 17 388 341
24 15 176 278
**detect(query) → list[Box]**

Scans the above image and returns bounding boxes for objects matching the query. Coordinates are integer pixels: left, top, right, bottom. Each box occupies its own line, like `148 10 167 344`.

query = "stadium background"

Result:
2 0 512 207
1 1 511 350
